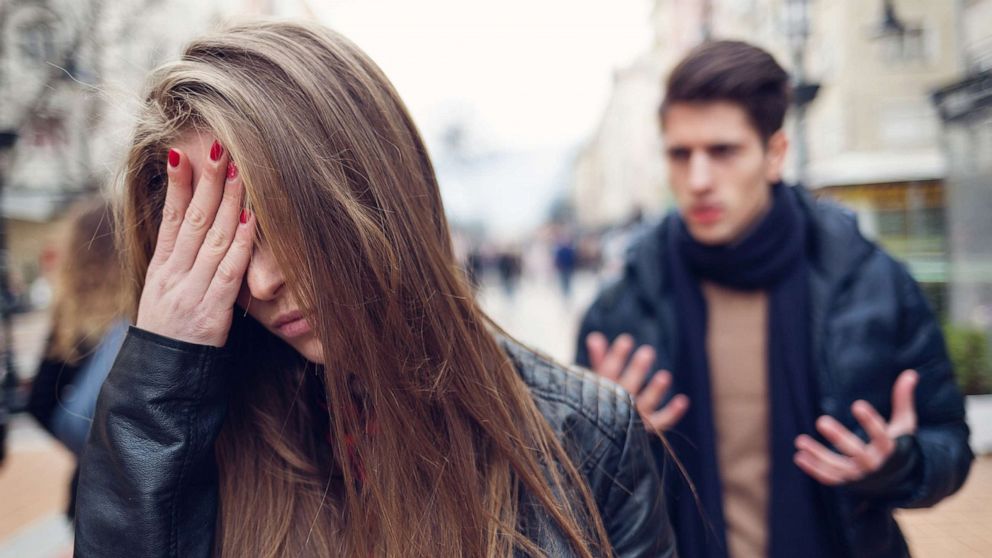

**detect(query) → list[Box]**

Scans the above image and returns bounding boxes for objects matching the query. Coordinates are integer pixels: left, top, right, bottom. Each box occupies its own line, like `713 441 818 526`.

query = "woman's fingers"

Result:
169 140 229 272
136 137 251 348
152 148 193 265
188 162 244 287
205 208 254 309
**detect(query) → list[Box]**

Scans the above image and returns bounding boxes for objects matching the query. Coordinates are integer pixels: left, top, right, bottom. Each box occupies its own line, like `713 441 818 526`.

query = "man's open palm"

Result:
794 369 919 486
586 332 690 433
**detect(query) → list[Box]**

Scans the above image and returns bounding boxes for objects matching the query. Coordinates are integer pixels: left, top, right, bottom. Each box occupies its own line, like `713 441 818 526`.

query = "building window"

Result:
879 24 933 65
879 100 939 148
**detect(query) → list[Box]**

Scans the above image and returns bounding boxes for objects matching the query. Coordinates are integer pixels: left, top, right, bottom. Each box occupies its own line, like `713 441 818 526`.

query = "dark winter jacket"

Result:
576 187 973 558
74 327 678 557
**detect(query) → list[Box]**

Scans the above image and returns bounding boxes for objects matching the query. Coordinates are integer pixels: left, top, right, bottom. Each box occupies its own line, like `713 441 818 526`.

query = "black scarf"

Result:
664 183 838 558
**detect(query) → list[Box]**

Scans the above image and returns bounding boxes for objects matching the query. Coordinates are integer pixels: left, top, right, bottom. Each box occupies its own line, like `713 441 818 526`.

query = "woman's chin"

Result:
293 337 325 364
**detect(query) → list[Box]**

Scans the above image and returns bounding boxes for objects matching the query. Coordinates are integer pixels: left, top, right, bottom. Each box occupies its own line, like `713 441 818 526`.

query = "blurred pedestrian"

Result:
466 244 485 291
26 198 127 520
74 20 675 558
576 40 972 558
553 234 577 298
496 246 522 297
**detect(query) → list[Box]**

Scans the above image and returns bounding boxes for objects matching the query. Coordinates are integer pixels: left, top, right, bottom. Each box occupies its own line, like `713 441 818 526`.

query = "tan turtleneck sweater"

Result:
702 281 770 558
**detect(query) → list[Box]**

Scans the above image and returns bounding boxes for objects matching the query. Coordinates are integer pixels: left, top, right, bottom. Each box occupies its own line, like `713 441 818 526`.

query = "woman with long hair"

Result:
74 20 675 557
27 198 128 524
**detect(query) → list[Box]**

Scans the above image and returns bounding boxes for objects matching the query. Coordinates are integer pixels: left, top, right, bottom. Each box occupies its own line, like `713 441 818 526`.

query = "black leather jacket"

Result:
74 327 677 557
576 187 973 558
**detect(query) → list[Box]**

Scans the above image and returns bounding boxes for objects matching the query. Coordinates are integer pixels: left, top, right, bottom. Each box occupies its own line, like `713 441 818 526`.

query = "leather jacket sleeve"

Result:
596 399 678 558
74 327 230 558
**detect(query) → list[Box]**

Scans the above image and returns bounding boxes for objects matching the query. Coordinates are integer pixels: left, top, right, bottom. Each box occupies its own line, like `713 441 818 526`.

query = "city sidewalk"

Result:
3 414 989 558
1 310 74 558
1 284 990 557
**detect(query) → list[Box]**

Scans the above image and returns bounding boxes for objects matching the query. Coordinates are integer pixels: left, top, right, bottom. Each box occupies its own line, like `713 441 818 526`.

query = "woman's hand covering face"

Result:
135 135 255 347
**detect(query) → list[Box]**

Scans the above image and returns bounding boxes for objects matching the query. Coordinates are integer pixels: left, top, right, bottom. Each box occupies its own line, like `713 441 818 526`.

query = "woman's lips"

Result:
272 311 312 338
277 317 311 337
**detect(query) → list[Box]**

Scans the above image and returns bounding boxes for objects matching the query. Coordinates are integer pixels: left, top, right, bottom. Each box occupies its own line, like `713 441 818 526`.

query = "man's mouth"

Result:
688 205 723 225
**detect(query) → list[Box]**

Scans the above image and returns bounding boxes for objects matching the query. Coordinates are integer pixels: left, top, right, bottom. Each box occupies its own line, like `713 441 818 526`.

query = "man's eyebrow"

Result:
707 141 743 147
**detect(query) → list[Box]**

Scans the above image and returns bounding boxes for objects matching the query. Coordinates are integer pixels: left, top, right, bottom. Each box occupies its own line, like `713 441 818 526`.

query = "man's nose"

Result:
687 152 714 193
245 246 285 302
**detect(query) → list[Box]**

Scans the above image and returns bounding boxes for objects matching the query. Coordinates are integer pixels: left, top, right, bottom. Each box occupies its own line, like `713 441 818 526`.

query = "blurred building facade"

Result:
570 50 669 230
932 0 992 328
571 0 978 320
803 0 960 304
0 0 315 298
569 0 701 230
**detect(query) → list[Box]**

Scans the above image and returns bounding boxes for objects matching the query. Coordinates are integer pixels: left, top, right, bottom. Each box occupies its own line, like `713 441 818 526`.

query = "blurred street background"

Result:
1 0 991 557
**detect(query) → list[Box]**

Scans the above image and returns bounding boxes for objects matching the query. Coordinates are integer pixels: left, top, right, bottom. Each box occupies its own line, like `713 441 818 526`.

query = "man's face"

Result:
662 101 787 246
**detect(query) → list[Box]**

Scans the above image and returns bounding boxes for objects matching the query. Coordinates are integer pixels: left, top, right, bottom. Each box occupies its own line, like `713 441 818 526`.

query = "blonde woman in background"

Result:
27 198 128 521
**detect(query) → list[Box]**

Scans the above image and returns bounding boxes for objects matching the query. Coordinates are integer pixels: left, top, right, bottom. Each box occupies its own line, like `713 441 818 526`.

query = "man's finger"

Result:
646 393 690 433
815 415 874 471
618 345 655 394
586 332 608 374
153 148 193 265
598 334 634 381
889 369 919 436
637 370 673 415
852 400 894 457
794 451 847 486
794 434 862 481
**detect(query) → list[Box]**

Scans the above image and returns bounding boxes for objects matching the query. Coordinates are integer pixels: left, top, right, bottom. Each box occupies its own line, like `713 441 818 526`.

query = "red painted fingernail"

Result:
168 149 180 168
210 140 223 161
227 161 238 180
240 208 249 224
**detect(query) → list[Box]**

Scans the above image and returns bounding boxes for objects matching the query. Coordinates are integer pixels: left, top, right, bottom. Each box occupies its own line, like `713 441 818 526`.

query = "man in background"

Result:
576 40 972 558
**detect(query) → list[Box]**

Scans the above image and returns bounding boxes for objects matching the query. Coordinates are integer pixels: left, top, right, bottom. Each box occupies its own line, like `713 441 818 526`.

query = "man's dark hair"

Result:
660 40 792 142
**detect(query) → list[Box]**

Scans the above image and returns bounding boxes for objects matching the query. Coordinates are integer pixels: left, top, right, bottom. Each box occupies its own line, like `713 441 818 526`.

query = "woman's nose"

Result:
245 246 285 301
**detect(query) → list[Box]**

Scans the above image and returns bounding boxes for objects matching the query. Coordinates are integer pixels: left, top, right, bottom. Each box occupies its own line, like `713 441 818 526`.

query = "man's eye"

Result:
709 145 737 158
667 149 690 162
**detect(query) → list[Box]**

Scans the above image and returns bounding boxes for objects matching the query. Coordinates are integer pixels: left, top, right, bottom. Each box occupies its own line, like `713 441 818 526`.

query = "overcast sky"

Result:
311 0 654 151
273 0 655 237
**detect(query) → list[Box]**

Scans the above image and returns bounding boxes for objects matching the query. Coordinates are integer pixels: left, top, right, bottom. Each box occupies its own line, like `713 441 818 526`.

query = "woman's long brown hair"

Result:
119 19 612 557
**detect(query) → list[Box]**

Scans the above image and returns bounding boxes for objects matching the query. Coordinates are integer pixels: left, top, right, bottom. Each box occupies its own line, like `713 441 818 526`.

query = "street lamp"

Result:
868 0 924 63
870 0 907 41
784 0 820 187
